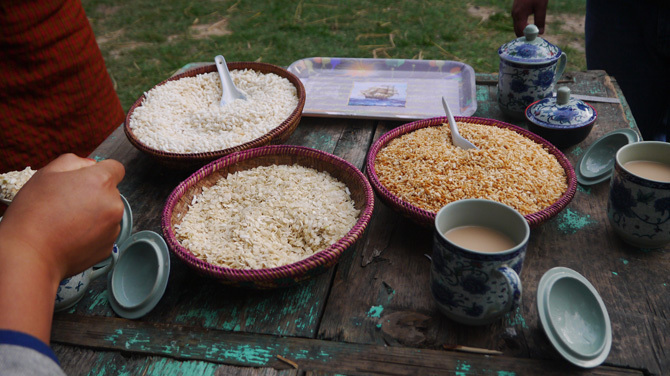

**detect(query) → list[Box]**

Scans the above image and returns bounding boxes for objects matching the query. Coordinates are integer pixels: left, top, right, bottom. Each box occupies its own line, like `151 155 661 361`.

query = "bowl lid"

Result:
498 24 563 65
107 230 170 319
537 267 612 368
526 87 597 129
576 128 640 186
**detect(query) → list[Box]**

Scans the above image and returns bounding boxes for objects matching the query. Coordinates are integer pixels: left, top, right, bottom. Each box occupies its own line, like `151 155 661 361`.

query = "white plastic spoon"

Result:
442 97 477 150
214 55 246 105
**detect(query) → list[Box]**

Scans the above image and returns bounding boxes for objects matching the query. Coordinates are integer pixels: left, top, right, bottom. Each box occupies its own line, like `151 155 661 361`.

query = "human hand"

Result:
511 0 548 37
0 154 125 282
0 154 125 343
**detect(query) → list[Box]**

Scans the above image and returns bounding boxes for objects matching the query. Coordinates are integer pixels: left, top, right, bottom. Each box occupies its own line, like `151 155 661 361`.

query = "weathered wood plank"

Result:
286 116 377 170
51 315 642 376
52 344 298 376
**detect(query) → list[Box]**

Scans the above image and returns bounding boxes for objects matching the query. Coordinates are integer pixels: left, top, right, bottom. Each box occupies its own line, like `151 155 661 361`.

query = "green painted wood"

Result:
51 315 643 376
52 344 298 376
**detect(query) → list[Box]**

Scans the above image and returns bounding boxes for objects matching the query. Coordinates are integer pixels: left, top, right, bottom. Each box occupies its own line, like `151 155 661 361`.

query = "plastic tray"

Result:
287 57 477 121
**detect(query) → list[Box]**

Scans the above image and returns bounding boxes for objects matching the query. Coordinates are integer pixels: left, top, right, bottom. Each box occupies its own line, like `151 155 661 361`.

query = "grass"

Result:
82 0 587 112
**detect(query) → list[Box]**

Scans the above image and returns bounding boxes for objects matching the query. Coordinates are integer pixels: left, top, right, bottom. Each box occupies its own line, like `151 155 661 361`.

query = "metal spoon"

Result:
214 55 246 105
442 97 477 150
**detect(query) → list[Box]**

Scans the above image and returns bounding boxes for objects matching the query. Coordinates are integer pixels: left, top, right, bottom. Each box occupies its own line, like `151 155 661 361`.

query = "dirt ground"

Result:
467 5 585 52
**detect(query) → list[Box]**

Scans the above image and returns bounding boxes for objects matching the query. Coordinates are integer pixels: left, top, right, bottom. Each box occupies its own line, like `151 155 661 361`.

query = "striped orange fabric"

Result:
0 0 124 173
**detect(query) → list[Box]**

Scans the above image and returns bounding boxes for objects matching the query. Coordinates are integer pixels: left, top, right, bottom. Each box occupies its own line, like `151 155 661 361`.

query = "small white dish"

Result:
537 267 612 368
0 197 11 205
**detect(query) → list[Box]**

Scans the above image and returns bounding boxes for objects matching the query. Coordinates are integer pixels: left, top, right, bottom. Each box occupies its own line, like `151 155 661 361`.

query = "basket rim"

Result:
123 62 306 163
365 116 577 228
161 144 375 283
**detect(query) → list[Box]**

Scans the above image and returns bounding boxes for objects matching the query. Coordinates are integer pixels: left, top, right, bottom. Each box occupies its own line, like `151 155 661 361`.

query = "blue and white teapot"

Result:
497 24 567 119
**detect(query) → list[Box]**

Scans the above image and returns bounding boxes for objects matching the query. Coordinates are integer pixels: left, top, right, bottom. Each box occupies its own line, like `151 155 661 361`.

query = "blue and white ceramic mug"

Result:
497 24 568 119
607 141 670 249
430 199 530 325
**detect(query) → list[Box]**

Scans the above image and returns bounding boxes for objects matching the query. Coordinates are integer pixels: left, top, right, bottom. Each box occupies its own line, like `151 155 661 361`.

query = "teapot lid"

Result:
526 87 597 129
498 24 563 65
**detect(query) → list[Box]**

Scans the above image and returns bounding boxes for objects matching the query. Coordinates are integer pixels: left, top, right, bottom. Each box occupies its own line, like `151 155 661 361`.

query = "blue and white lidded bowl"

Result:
525 87 597 149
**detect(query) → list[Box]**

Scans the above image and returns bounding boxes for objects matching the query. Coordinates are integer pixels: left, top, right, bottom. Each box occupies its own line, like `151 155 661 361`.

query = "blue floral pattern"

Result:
526 97 596 129
430 232 525 324
461 272 491 295
497 58 565 118
534 70 555 88
498 28 562 64
510 79 527 94
515 44 540 59
607 167 670 248
497 31 566 118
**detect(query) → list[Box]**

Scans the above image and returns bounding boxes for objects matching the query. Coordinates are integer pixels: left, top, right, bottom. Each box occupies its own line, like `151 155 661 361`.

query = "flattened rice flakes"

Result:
0 167 36 201
174 164 359 270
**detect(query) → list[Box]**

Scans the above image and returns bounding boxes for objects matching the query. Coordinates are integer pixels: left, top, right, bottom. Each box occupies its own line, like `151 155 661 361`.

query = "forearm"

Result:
0 233 60 345
0 155 125 345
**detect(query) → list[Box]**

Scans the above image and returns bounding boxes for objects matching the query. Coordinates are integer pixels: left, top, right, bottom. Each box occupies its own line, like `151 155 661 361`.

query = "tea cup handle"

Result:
89 244 119 281
554 53 568 82
496 266 523 311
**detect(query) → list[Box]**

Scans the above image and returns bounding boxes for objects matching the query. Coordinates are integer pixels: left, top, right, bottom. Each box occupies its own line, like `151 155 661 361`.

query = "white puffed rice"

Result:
129 70 298 153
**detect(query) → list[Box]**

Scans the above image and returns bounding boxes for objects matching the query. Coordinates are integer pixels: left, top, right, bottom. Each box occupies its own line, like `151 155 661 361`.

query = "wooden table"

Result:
51 70 668 376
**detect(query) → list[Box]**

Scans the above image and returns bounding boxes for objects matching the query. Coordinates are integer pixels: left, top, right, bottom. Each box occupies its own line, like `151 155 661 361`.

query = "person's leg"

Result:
586 0 670 141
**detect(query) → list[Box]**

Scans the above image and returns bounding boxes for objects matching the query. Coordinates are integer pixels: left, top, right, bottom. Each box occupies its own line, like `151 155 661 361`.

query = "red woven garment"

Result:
0 0 124 172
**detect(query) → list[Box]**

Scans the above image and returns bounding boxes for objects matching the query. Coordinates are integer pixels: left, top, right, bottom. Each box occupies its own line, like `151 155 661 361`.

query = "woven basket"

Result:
366 116 577 228
124 62 306 171
162 145 375 289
